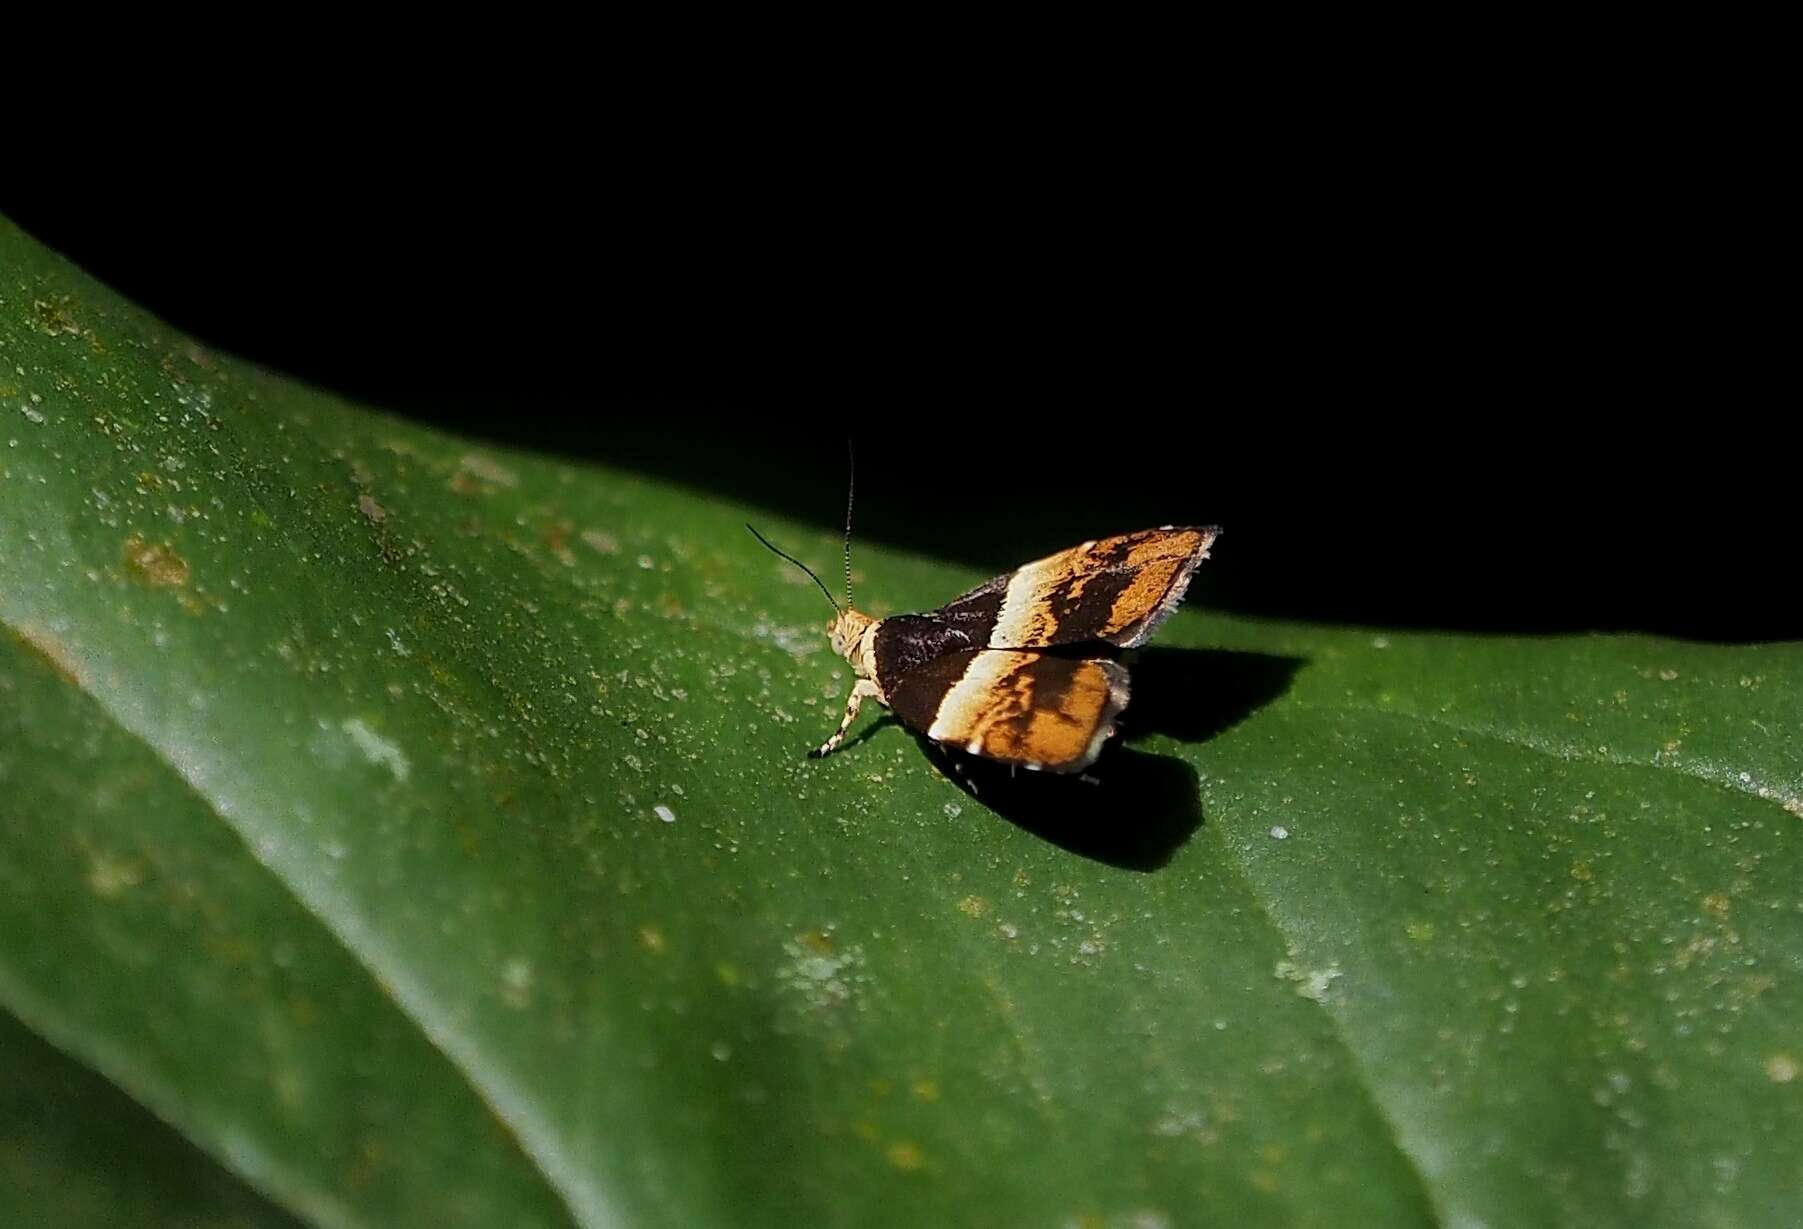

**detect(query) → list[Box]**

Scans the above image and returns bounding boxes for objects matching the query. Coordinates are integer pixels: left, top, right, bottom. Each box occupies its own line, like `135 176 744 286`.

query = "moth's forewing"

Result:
932 526 1217 650
887 648 1129 773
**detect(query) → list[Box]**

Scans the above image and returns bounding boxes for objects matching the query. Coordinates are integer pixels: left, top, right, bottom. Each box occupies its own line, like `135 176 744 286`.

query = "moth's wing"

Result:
887 648 1131 773
936 526 1218 650
871 526 1212 768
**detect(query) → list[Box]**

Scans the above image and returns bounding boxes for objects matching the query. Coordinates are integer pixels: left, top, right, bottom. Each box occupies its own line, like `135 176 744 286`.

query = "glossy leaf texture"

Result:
2 216 1799 1228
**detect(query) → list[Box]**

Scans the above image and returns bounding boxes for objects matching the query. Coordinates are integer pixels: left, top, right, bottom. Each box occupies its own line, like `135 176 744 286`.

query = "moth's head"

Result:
828 608 874 666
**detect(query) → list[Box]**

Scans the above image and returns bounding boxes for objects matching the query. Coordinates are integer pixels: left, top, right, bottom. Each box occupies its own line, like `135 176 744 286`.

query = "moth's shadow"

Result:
911 647 1305 872
1122 647 1305 746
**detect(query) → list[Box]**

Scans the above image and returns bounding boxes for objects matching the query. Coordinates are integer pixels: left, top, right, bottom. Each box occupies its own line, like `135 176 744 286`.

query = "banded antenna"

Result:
842 439 855 609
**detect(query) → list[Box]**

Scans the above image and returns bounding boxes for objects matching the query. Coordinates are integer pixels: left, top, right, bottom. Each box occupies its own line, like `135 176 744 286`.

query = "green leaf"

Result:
3 214 1799 1228
0 1007 306 1229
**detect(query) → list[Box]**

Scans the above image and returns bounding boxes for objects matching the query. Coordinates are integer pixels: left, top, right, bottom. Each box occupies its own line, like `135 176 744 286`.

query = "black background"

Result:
6 139 1787 641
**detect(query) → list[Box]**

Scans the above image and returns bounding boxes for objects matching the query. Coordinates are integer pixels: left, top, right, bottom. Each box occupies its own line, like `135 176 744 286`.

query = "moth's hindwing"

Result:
887 648 1130 773
934 525 1218 650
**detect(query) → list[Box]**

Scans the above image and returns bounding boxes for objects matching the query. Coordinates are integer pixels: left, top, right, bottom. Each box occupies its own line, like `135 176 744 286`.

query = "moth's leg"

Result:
811 678 880 759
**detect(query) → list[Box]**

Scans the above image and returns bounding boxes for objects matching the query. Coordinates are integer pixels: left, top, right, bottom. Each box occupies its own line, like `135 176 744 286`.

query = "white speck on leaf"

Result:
86 853 141 898
458 453 518 488
778 936 866 1012
501 958 534 1009
751 617 823 659
342 717 410 782
1275 959 1342 1003
1151 1106 1207 1138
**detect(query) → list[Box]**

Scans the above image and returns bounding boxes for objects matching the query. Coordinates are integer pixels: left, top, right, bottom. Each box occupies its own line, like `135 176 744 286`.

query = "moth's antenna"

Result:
842 439 856 610
747 524 841 614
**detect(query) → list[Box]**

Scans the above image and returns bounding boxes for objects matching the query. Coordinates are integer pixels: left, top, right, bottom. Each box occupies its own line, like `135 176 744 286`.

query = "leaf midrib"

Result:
1 575 613 1225
1293 699 1802 824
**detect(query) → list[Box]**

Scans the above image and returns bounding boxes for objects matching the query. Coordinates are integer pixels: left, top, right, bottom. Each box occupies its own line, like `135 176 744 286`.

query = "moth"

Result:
752 495 1219 774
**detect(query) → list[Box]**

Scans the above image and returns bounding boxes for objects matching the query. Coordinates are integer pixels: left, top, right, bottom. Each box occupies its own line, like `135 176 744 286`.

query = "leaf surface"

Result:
3 216 1799 1228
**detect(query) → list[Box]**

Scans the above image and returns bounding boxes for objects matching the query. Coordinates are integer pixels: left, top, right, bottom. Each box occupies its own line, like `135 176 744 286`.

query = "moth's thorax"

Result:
827 608 873 663
827 608 881 679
